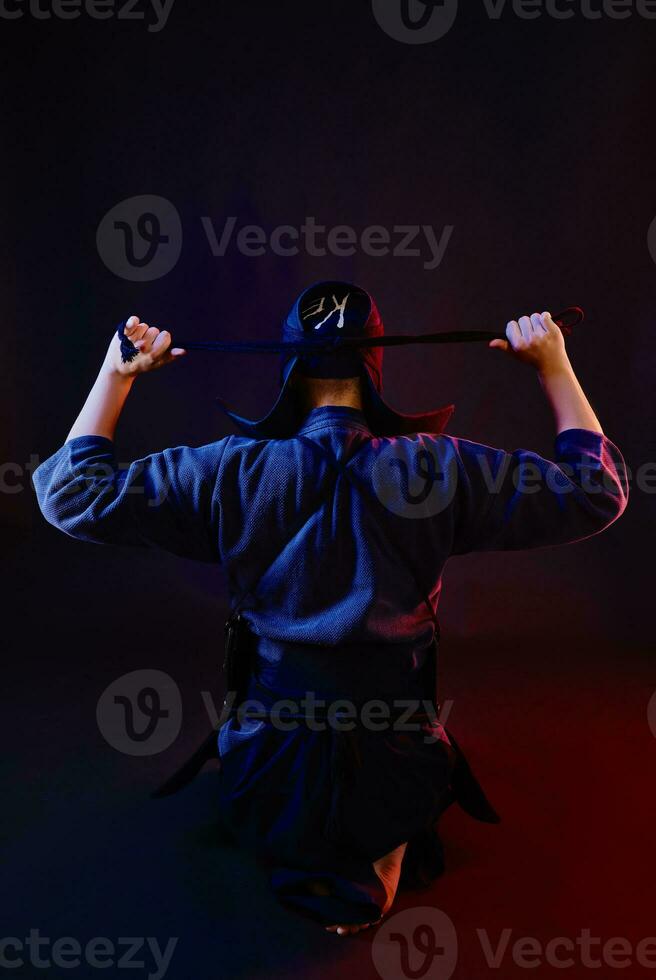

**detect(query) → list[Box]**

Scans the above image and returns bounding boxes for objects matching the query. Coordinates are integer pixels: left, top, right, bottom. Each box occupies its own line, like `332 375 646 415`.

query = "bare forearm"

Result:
64 316 185 443
538 357 603 436
66 366 135 442
490 312 604 437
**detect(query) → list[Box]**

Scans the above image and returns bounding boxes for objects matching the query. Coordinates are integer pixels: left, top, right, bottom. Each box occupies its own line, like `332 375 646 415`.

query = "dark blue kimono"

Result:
33 406 629 923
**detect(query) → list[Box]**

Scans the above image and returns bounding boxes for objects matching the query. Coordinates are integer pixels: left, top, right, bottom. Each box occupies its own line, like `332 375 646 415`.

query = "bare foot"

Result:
325 841 408 936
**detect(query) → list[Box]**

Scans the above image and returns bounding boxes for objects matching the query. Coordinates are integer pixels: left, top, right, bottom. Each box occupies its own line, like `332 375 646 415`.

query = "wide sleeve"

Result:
32 434 231 563
449 428 629 555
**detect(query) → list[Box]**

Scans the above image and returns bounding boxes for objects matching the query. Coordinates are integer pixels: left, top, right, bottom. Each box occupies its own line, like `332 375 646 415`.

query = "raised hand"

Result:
105 316 186 377
489 311 568 374
489 309 603 434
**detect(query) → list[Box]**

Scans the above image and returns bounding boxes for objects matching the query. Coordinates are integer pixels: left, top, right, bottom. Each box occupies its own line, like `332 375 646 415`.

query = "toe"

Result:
329 922 374 936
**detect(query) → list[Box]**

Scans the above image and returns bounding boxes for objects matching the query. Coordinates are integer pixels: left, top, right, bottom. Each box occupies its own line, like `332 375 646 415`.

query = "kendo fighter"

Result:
33 281 628 935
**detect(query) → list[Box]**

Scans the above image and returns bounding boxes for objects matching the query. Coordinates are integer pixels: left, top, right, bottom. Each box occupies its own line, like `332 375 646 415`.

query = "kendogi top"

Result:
32 282 629 925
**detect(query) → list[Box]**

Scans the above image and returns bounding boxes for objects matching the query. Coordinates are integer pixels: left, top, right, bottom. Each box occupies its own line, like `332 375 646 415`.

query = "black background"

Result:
4 2 656 978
